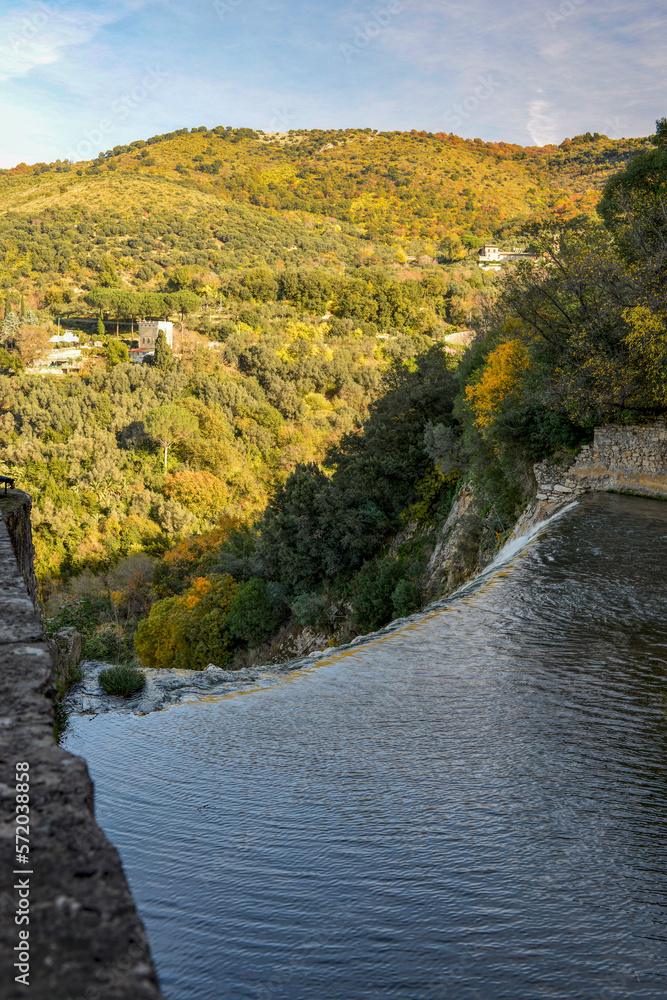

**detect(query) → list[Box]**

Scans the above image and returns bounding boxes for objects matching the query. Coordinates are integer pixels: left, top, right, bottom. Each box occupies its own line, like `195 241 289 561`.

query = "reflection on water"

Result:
65 494 667 1000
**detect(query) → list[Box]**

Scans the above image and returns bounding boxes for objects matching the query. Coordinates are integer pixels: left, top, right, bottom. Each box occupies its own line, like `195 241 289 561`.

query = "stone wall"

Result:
534 421 667 502
0 491 164 999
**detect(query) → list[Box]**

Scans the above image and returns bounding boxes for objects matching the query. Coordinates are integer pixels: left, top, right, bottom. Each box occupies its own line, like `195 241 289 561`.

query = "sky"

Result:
0 0 664 167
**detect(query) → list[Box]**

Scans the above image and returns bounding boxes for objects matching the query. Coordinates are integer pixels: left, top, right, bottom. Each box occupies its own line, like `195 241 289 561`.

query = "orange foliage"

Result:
465 340 530 430
162 525 230 573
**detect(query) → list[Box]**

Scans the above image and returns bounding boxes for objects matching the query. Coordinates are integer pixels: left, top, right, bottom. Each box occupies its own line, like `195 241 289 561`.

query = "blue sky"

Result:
0 0 664 167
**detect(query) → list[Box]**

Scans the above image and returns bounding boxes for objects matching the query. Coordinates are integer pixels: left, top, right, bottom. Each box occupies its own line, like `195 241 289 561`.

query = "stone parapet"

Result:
0 491 164 999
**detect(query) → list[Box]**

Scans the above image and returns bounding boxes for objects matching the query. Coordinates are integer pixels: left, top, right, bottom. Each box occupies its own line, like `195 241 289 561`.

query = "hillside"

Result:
0 127 651 312
2 119 665 683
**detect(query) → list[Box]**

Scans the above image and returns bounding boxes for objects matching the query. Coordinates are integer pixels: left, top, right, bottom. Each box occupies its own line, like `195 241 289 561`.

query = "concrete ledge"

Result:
0 491 164 999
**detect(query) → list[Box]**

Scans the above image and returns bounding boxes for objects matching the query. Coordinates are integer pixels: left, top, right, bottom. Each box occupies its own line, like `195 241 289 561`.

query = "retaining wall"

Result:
0 490 163 1000
534 421 667 502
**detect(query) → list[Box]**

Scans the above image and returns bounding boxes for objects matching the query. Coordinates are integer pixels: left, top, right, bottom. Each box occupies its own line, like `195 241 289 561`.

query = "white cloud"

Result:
0 1 157 83
368 0 664 142
0 4 110 83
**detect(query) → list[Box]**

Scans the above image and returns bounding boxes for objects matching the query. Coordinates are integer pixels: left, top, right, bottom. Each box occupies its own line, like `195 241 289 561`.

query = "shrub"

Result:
84 622 130 663
350 558 404 634
291 590 330 628
392 577 423 617
227 577 286 647
99 664 146 697
45 597 108 637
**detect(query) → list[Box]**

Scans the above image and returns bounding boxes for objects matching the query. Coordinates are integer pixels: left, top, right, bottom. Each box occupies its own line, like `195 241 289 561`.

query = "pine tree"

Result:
4 294 11 319
97 316 105 339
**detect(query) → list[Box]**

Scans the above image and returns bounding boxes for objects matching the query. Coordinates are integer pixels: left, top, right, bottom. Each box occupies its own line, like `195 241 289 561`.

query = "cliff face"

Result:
0 491 164 1000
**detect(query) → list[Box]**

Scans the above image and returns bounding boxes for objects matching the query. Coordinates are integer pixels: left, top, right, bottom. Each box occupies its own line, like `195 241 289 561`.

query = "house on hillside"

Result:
478 244 503 262
478 245 537 269
49 331 79 344
138 320 173 349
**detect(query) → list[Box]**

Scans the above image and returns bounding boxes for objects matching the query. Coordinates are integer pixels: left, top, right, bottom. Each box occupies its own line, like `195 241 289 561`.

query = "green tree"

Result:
168 290 201 333
43 287 64 313
144 404 198 471
105 340 129 369
98 256 119 287
226 578 285 647
96 316 105 338
142 292 171 319
438 234 466 262
154 329 174 371
0 347 24 375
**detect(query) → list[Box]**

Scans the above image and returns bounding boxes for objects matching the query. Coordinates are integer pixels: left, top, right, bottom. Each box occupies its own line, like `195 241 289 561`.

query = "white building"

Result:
478 245 537 269
478 244 503 262
49 331 79 344
138 320 173 349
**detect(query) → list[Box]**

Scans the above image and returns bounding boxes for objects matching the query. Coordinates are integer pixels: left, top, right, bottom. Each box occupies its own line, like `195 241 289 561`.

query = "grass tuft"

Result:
98 664 147 698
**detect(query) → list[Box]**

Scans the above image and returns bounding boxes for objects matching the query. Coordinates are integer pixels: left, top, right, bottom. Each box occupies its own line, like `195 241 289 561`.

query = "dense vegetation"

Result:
4 121 666 674
0 126 650 327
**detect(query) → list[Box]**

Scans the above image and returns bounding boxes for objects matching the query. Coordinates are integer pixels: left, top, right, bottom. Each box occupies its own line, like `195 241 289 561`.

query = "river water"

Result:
64 494 667 1000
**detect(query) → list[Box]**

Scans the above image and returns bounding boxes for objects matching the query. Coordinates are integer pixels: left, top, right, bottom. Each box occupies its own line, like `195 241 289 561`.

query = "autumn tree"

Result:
164 469 228 521
134 573 239 669
15 325 49 365
464 339 530 430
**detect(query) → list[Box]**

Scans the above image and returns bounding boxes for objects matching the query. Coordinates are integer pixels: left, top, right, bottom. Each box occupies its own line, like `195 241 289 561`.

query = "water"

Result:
64 494 667 1000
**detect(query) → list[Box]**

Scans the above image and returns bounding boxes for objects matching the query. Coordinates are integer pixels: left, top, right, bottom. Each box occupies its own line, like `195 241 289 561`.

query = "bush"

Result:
392 577 423 617
350 558 404 634
227 577 286 647
99 664 146 697
291 590 330 628
45 597 108 637
84 622 130 663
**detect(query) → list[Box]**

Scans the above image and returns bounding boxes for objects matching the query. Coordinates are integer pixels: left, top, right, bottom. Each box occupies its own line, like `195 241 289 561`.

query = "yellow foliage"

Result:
164 469 229 521
623 306 667 405
465 340 530 430
134 573 239 670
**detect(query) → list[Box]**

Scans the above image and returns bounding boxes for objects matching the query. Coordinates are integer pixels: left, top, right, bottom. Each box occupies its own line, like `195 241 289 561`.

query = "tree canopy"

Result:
144 404 199 470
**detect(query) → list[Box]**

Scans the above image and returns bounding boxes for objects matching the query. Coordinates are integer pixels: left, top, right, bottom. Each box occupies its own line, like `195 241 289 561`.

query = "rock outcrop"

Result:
51 627 84 692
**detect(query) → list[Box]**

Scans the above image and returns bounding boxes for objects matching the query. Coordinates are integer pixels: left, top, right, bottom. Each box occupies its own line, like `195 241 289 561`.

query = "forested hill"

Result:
0 127 650 298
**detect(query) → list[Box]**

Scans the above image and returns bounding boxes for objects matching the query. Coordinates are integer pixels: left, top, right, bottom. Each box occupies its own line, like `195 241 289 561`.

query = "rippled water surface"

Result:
64 494 667 1000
